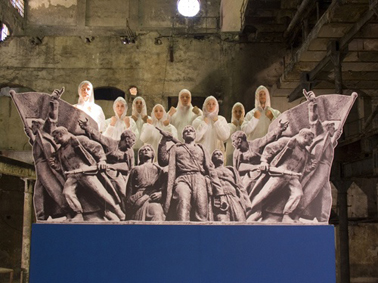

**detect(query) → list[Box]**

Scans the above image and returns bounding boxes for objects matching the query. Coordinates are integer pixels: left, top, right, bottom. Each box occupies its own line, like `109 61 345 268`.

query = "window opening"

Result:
10 0 24 17
94 87 125 101
1 23 10 42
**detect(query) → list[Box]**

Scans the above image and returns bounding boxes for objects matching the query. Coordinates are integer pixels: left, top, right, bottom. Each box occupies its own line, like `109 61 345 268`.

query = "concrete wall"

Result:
0 33 287 151
0 175 24 270
349 224 378 280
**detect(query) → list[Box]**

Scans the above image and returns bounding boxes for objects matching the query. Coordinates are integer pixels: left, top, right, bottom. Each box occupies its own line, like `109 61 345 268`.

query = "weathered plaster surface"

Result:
0 33 285 151
29 0 77 10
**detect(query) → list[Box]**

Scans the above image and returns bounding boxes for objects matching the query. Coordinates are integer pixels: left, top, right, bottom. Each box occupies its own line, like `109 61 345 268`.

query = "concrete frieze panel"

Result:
10 88 357 224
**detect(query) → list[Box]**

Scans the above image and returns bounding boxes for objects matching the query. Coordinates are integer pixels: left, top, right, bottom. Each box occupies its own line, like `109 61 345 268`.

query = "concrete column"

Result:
21 178 34 283
334 179 352 283
329 40 343 94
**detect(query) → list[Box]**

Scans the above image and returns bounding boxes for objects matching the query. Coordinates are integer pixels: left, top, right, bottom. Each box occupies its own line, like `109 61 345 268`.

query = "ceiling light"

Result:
154 37 163 45
121 36 136 45
121 19 136 45
177 0 200 17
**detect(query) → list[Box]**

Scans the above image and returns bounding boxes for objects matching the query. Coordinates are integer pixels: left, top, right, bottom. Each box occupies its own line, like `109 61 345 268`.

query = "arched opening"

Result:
0 22 11 42
10 0 24 17
94 87 125 101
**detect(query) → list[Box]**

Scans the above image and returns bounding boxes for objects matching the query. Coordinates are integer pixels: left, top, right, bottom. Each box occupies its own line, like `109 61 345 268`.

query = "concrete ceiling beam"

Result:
344 51 378 61
349 38 378 51
280 1 377 101
342 62 378 71
0 156 35 179
317 71 378 80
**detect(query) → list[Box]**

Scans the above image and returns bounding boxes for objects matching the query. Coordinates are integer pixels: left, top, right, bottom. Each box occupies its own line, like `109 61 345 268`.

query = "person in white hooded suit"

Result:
131 97 150 158
103 97 139 141
225 102 245 166
192 96 230 157
241 85 281 141
168 89 202 141
140 104 178 161
74 80 106 132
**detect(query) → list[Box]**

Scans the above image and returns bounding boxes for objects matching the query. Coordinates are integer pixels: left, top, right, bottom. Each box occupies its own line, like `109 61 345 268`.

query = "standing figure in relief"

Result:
192 96 230 157
74 80 106 132
29 89 72 220
139 104 178 161
242 85 281 141
161 125 227 221
79 118 136 211
50 126 126 221
125 145 166 221
248 129 315 222
168 89 202 141
225 102 245 166
131 97 150 161
291 93 341 222
231 120 288 192
103 97 139 142
211 150 252 221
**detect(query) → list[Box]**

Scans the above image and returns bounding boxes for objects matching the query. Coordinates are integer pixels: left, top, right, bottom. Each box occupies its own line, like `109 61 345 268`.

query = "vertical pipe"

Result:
21 178 33 283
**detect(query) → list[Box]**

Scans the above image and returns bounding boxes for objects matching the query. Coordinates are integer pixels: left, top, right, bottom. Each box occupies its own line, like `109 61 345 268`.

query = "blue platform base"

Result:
30 223 335 283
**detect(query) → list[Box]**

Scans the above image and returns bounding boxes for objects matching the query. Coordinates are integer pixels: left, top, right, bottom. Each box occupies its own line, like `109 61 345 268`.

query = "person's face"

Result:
327 124 336 137
154 105 164 120
129 87 137 96
303 133 314 146
232 136 242 149
53 132 66 145
212 150 223 165
115 101 125 116
206 98 217 113
140 146 153 160
182 126 196 142
135 100 143 113
259 90 266 104
118 135 134 151
80 83 92 102
233 106 244 120
180 92 191 106
31 122 41 135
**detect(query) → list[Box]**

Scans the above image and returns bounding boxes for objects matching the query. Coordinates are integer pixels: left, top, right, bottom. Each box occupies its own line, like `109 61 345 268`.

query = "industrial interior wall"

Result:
0 33 287 152
0 175 25 271
1 1 377 281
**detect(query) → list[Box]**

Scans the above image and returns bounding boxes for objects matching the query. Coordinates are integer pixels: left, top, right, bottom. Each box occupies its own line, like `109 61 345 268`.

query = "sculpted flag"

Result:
269 93 357 137
248 92 358 222
10 90 98 136
10 90 105 221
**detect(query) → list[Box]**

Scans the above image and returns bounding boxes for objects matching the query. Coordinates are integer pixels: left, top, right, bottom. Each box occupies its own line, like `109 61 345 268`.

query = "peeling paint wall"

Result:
28 0 78 26
29 0 77 10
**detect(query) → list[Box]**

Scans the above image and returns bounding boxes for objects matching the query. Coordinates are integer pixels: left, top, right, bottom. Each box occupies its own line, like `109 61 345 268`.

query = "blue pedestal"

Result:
29 224 335 283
